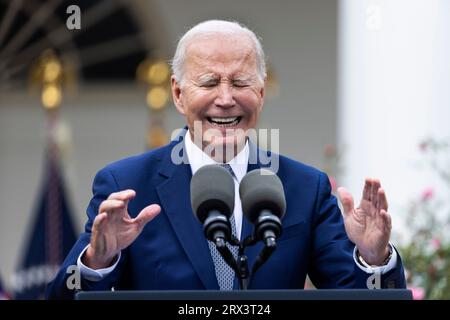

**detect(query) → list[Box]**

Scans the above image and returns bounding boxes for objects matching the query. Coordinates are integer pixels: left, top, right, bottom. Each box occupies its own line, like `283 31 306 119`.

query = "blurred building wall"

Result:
0 0 337 286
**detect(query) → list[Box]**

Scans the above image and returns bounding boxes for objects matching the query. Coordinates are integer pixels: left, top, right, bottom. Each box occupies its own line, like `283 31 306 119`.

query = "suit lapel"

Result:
154 136 277 290
156 139 219 290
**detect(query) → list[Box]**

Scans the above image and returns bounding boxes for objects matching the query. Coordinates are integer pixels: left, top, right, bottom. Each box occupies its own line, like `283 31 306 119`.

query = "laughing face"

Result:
171 33 265 161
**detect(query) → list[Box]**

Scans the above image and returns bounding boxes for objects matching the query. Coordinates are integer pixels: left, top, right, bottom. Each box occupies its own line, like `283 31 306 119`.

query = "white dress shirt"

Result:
77 131 396 281
184 131 249 240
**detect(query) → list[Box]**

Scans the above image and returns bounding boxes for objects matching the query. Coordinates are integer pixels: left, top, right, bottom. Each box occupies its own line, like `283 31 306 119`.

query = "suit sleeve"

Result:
45 167 128 299
307 172 407 289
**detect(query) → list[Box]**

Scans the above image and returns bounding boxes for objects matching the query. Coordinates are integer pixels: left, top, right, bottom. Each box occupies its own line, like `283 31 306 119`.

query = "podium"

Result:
75 289 412 300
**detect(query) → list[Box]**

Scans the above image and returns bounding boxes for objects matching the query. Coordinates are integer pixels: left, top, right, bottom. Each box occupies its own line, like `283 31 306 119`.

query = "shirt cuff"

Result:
77 245 121 281
353 243 397 275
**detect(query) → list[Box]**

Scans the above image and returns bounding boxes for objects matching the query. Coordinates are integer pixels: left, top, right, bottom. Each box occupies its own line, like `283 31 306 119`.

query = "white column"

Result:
338 0 450 237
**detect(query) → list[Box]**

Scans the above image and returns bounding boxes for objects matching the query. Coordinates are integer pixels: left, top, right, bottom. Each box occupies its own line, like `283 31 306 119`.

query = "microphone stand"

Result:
215 233 278 291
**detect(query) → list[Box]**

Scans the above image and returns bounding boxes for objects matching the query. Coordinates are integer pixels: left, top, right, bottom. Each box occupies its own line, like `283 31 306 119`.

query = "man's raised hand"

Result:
337 178 391 265
83 189 161 269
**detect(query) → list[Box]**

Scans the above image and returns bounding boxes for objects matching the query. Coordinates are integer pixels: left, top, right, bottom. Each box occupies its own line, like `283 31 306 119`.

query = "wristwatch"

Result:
357 245 393 268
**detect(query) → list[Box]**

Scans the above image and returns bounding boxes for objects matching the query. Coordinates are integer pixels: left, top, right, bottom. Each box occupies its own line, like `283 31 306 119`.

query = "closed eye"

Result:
201 81 218 88
235 83 251 88
196 76 219 88
196 79 219 88
232 79 252 87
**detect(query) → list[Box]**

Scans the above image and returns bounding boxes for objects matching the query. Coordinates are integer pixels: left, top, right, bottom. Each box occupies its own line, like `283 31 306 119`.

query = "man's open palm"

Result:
84 190 161 269
337 178 391 265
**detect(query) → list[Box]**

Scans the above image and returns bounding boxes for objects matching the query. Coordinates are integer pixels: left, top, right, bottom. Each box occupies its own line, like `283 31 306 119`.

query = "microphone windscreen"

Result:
190 164 235 223
239 168 286 224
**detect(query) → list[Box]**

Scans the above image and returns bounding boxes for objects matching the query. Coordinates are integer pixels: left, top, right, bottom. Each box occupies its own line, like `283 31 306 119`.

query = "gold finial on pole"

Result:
29 49 76 162
137 58 170 149
29 49 67 110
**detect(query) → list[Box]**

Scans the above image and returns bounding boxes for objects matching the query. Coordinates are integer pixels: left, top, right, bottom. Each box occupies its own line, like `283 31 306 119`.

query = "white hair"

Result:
171 20 266 85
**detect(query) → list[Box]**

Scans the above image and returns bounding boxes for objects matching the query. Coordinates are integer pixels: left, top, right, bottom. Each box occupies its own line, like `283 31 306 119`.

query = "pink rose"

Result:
421 187 434 201
419 142 428 152
431 237 441 250
409 286 425 300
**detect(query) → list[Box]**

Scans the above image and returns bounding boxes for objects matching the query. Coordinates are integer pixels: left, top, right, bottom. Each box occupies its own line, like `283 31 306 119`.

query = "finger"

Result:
337 187 354 216
90 212 109 258
377 188 388 211
362 178 372 202
107 189 136 201
132 204 161 227
99 199 125 214
371 179 381 207
380 209 392 231
92 212 107 234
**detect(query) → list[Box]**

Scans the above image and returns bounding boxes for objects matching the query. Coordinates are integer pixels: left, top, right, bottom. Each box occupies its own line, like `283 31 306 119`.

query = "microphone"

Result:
190 164 235 244
239 168 286 246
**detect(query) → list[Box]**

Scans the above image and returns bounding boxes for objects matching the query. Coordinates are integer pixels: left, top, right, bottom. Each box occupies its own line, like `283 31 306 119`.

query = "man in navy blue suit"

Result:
46 20 406 299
